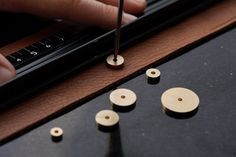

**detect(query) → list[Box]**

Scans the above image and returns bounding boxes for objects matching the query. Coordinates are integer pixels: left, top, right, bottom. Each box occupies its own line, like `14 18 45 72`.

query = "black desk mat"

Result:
1 27 236 157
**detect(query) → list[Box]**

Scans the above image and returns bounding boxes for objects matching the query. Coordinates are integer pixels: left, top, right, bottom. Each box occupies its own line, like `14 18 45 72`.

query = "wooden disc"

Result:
95 110 119 128
50 127 63 142
146 68 161 84
106 54 124 69
109 88 137 109
146 68 160 78
161 87 199 114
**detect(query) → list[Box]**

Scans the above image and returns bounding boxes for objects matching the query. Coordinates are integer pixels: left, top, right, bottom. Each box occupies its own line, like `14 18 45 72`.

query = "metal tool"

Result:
114 0 124 62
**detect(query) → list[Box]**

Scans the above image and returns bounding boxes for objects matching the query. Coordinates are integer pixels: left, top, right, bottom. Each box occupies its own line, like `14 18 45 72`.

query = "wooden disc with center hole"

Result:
95 110 119 129
161 87 199 115
50 127 63 142
146 68 161 84
109 88 137 111
106 54 124 69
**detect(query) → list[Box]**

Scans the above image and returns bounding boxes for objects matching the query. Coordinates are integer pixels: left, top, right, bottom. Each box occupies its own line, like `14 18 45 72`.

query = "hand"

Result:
1 0 146 28
0 54 16 84
0 0 146 84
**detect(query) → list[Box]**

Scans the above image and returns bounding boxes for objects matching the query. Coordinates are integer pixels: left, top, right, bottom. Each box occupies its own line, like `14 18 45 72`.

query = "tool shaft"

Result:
114 0 124 61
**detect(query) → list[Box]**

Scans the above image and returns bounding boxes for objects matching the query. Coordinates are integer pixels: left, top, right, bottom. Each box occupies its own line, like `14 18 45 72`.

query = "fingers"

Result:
0 54 16 84
98 0 147 14
62 0 137 28
0 0 146 29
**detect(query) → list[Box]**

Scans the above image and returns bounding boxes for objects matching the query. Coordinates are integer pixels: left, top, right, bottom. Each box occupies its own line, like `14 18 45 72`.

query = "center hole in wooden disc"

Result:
54 130 59 133
121 95 126 99
113 58 117 62
151 71 156 75
105 116 110 120
178 98 183 102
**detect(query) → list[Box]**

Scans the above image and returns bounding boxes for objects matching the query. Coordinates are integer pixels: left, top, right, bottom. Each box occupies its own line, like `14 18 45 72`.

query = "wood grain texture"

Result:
0 0 235 144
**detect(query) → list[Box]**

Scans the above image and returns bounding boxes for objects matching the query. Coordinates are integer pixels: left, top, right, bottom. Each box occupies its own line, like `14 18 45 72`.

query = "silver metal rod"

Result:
114 0 124 61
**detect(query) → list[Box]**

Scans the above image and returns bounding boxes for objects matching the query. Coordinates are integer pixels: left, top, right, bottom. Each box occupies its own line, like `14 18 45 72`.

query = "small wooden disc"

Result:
161 87 199 114
50 127 63 142
110 88 137 110
95 110 119 128
146 68 161 84
106 54 124 69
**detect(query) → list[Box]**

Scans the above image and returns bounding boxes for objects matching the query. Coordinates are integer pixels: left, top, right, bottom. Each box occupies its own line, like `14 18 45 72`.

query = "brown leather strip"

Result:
0 0 236 143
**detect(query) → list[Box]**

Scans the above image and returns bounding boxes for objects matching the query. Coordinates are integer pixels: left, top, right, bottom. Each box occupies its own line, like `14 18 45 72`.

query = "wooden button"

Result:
95 110 119 131
146 68 161 84
106 54 124 69
110 88 137 112
161 87 199 118
50 127 63 142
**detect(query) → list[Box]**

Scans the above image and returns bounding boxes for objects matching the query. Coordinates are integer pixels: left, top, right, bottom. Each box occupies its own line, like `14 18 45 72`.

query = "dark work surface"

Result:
1 27 236 157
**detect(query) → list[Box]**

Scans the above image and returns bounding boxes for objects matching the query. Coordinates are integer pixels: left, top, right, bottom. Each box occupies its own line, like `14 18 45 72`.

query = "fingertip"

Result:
0 54 16 84
134 0 147 11
126 0 147 14
122 13 137 25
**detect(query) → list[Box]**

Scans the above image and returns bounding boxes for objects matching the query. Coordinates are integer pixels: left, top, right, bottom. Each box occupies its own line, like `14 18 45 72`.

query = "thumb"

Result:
0 54 16 85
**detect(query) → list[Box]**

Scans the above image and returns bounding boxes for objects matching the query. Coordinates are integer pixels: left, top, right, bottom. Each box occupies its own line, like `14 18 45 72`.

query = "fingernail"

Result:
130 0 147 6
134 0 146 3
0 66 15 84
122 13 137 24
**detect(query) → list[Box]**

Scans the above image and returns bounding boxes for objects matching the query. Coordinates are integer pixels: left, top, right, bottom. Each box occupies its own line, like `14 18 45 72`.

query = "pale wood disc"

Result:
161 87 199 113
109 88 137 108
95 110 119 127
106 54 124 69
146 68 161 79
50 127 63 138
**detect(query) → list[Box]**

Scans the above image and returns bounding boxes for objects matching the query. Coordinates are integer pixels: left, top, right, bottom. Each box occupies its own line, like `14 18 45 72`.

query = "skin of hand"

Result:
0 0 147 84
0 54 16 84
